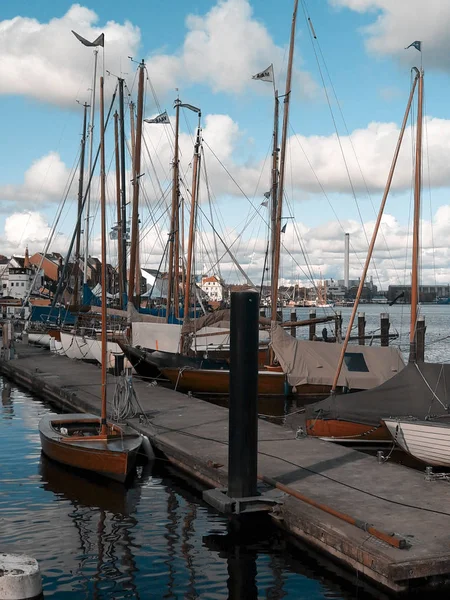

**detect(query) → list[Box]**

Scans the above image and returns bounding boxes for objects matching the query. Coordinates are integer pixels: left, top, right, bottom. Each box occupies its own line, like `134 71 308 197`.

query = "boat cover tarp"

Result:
271 322 404 390
30 306 76 325
305 361 450 426
132 321 182 353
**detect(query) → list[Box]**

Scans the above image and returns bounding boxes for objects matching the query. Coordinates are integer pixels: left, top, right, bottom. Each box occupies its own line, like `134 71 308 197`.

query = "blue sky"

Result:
1 0 450 287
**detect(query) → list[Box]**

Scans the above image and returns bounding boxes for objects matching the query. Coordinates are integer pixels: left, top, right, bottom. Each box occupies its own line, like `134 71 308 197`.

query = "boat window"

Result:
344 352 369 372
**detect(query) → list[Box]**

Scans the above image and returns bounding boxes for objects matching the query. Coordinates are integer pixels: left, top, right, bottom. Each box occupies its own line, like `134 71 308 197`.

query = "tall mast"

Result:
166 98 181 322
330 70 420 391
73 101 88 304
128 62 145 306
184 112 202 323
270 90 279 288
114 111 124 308
118 78 127 307
83 49 98 285
271 0 298 320
99 75 107 436
409 68 423 363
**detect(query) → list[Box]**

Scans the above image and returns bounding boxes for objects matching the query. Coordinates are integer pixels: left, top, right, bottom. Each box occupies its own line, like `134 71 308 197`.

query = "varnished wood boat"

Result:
39 77 143 484
161 366 332 398
39 413 142 483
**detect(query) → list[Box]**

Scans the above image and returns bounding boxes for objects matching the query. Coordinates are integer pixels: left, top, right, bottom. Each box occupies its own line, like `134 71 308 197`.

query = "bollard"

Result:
380 313 390 347
228 291 259 499
309 310 316 341
334 311 342 343
290 310 296 337
0 553 42 600
416 315 426 362
358 312 366 346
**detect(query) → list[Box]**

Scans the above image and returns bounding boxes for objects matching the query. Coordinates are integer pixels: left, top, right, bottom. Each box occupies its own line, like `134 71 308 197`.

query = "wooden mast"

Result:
73 101 88 304
184 112 202 324
99 75 108 435
114 111 124 307
330 70 420 391
166 99 181 322
128 62 145 307
409 67 423 363
271 0 298 322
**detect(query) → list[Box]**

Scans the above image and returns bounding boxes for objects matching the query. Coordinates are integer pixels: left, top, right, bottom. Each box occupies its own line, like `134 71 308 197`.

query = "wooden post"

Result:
335 310 342 343
290 310 296 337
228 291 259 499
309 310 316 340
380 313 390 347
358 312 366 346
416 315 426 362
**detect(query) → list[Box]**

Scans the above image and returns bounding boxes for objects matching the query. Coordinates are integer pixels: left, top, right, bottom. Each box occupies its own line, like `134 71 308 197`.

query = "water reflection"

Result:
39 456 143 599
1 380 13 419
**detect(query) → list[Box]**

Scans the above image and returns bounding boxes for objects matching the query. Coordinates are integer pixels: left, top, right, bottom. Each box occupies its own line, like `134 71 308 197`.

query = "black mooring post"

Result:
228 290 259 499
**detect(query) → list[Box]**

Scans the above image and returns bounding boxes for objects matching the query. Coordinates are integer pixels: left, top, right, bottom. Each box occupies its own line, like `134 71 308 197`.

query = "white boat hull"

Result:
28 332 51 347
384 418 450 467
89 339 131 371
60 332 97 361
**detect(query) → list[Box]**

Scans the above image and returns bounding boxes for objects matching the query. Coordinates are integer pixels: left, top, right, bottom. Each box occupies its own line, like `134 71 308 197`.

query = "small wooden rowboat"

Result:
39 413 142 483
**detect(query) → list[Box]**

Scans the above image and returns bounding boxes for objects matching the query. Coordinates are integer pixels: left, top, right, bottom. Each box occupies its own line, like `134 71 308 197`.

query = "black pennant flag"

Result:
72 30 105 47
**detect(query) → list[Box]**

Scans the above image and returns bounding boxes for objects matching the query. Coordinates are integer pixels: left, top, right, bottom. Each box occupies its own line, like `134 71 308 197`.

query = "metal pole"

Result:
118 78 128 306
83 49 98 285
73 102 88 303
409 69 424 362
228 290 259 499
114 111 124 308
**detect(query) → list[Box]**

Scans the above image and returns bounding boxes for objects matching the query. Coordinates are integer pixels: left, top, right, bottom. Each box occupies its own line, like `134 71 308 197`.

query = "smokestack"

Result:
344 233 350 289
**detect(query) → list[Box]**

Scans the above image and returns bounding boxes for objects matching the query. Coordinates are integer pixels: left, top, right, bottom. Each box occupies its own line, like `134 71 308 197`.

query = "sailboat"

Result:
39 76 142 483
304 65 449 442
134 0 402 400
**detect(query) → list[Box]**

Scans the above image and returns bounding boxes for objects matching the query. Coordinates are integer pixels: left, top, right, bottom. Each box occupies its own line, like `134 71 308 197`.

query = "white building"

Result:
1 250 44 300
201 275 223 302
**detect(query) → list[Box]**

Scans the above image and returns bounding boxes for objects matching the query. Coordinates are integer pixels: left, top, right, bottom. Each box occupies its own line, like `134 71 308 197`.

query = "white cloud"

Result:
7 111 450 211
148 0 317 98
0 152 72 207
2 211 69 256
0 4 140 106
330 0 450 71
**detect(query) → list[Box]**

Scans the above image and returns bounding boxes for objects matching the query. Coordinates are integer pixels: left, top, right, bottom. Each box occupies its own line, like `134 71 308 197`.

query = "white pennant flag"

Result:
144 111 170 124
252 64 274 83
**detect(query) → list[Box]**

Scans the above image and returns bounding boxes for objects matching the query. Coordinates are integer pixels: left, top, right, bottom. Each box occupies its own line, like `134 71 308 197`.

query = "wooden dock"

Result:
3 342 450 594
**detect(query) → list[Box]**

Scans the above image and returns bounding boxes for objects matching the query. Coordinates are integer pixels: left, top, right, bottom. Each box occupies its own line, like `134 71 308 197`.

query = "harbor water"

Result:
0 378 386 599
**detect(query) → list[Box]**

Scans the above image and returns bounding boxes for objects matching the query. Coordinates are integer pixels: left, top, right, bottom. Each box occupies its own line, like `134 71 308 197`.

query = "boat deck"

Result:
4 343 450 594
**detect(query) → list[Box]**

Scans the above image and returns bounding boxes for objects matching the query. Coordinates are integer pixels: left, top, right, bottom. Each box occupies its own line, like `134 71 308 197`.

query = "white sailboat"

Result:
383 418 450 467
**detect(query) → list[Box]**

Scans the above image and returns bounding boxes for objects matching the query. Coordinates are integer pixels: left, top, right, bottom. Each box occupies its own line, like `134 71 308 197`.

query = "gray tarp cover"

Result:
270 322 404 389
305 361 450 426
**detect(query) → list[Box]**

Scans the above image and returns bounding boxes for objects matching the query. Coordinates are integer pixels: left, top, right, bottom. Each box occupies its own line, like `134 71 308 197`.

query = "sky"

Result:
1 0 450 290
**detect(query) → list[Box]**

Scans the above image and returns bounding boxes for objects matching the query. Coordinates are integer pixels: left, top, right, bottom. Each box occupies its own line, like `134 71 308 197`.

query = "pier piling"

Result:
308 310 316 340
228 290 259 499
380 313 390 347
357 312 366 345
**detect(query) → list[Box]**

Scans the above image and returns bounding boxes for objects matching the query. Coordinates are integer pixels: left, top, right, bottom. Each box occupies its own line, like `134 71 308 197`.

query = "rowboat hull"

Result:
161 367 332 398
39 413 142 483
383 418 450 467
